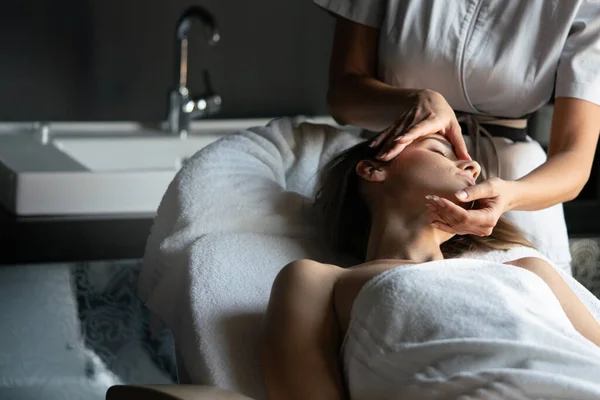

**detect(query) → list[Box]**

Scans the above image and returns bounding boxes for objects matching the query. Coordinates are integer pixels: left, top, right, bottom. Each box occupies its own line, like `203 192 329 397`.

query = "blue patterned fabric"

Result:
73 260 177 385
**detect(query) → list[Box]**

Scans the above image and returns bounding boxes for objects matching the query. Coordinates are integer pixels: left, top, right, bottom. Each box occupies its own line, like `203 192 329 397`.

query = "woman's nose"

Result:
457 160 481 180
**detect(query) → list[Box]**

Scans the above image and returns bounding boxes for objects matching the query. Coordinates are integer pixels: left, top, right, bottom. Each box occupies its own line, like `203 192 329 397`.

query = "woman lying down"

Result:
259 134 600 399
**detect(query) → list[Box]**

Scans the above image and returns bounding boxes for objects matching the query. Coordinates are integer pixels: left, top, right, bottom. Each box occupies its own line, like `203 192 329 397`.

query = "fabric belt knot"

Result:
455 112 528 181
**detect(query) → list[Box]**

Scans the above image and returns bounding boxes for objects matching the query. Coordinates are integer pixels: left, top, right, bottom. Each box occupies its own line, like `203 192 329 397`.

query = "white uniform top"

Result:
314 0 600 118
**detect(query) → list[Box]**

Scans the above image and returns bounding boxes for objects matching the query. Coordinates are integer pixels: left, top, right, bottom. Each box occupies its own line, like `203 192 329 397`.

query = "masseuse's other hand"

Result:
425 177 515 236
369 89 471 162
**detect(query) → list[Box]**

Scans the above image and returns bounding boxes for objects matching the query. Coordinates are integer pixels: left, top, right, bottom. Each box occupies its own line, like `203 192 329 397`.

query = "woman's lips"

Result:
458 173 476 186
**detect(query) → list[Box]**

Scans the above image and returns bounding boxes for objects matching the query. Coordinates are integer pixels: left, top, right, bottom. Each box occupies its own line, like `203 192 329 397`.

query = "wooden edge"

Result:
106 385 254 400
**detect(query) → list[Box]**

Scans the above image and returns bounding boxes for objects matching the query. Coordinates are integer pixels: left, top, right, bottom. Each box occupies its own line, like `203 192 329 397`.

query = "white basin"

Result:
0 117 337 216
0 131 223 216
52 136 217 172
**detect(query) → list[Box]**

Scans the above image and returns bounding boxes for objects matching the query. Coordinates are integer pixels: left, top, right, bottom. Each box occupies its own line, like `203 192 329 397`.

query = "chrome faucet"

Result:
168 6 221 137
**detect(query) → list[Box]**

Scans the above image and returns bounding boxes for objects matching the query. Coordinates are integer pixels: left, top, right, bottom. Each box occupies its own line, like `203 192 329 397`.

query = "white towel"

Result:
137 117 600 398
460 246 600 323
138 117 361 316
343 259 600 399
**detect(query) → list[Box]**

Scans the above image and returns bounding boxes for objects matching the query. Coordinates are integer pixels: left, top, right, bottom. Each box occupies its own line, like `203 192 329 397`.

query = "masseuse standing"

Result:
314 0 600 271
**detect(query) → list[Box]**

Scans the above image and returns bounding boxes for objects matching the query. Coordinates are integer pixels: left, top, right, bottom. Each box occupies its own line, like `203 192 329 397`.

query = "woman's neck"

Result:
364 206 449 263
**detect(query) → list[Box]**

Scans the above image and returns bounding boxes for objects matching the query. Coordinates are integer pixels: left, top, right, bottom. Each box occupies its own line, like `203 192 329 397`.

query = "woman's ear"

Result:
356 160 386 182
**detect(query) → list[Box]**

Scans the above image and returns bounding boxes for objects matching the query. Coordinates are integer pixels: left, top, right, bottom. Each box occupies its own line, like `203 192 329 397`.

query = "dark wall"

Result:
0 1 334 121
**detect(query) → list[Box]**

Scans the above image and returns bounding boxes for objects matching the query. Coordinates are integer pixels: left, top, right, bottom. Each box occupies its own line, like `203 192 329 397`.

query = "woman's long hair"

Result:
313 140 534 261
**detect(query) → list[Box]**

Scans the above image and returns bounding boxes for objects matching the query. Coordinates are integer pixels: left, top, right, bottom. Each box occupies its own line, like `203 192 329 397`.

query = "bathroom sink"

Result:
52 135 217 172
0 130 223 216
0 117 337 216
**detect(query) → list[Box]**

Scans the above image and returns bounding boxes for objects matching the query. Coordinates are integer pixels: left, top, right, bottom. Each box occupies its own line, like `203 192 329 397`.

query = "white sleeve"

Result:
313 0 386 29
555 0 600 106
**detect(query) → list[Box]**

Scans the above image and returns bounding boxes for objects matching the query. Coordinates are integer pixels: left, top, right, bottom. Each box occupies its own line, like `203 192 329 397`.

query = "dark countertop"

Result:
1 200 599 266
564 200 600 238
0 207 154 265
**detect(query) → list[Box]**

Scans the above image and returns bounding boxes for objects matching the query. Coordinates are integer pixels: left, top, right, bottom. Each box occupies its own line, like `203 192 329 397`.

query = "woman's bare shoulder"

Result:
267 260 345 313
504 256 552 271
504 257 559 282
278 259 344 279
269 259 344 293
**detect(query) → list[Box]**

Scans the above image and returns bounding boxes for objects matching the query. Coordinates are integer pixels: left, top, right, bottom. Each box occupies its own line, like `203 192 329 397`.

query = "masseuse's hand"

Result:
425 177 515 236
369 89 471 161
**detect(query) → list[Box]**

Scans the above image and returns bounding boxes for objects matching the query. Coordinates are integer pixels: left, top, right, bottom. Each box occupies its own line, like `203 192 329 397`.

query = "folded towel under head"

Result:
138 117 361 312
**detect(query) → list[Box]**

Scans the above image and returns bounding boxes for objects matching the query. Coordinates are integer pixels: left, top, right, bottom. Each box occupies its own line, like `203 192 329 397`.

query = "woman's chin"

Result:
422 186 471 209
438 189 471 209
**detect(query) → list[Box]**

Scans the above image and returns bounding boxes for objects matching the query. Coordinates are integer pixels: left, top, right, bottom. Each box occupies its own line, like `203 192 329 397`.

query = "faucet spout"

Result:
174 6 220 89
168 6 221 137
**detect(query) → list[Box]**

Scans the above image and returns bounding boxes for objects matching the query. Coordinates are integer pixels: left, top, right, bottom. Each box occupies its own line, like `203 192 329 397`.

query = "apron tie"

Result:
454 113 528 181
455 113 501 181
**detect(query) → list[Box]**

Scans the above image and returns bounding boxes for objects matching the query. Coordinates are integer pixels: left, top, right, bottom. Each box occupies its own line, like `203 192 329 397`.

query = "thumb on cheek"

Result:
455 189 469 201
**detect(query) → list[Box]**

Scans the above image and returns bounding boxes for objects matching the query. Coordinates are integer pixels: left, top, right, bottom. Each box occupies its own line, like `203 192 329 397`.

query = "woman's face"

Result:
358 134 481 204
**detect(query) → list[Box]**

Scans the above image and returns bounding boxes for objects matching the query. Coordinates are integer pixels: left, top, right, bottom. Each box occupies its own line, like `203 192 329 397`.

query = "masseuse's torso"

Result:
376 0 583 118
316 0 598 117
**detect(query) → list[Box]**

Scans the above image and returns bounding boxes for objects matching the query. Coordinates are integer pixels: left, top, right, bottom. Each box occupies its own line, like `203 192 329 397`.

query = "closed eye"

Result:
431 147 459 161
431 148 449 157
422 136 457 159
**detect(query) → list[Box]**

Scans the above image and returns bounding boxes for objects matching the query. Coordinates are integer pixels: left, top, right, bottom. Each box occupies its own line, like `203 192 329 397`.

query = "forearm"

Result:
507 150 591 211
507 97 600 212
326 17 427 132
327 74 423 131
